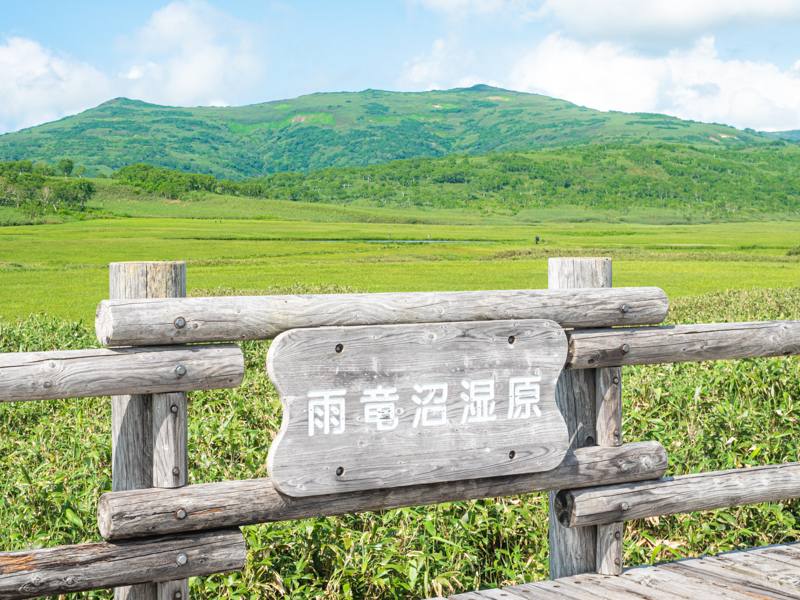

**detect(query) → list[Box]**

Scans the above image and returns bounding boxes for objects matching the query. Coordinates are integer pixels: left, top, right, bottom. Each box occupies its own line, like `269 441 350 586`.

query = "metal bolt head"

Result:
176 508 188 520
614 531 621 540
65 576 76 586
612 376 620 385
621 501 630 511
172 466 180 476
620 304 630 314
174 316 187 329
621 343 630 354
176 553 188 566
614 558 621 566
174 364 187 377
174 592 183 600
170 403 179 414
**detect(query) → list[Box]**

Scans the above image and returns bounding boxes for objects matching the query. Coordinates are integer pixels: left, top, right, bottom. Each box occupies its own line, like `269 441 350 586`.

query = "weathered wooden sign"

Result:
267 319 569 497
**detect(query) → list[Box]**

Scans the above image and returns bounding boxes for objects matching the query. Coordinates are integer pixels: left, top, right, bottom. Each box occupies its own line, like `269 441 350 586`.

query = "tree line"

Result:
113 142 800 219
0 160 96 218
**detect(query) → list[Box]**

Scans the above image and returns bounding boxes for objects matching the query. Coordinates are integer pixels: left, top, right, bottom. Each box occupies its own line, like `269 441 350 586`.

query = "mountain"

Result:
0 85 779 179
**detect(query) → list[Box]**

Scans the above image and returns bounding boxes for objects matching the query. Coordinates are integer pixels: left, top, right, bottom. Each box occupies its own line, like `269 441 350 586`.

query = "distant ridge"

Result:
0 85 782 179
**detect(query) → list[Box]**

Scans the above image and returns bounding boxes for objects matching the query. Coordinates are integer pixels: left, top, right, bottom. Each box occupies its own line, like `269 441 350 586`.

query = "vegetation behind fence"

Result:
1 285 798 598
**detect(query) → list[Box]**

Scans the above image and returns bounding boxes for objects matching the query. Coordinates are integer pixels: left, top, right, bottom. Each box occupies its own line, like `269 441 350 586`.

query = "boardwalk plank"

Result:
430 544 800 600
662 561 800 599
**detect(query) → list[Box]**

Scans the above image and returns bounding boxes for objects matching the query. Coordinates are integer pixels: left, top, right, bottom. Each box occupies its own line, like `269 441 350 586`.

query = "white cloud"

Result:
509 34 800 131
0 37 111 133
399 37 495 90
536 0 800 41
120 1 264 107
0 1 266 133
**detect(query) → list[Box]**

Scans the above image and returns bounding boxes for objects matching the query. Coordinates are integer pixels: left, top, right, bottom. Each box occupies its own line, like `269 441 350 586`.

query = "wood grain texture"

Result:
267 319 569 496
0 345 244 402
109 262 186 600
95 287 669 347
595 367 623 575
547 257 608 579
152 392 187 489
556 462 800 528
156 579 188 600
445 542 800 600
0 529 245 600
97 441 667 540
567 321 800 369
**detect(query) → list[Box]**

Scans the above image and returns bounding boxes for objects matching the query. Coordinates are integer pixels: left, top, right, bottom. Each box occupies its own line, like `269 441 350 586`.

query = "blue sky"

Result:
1 1 799 134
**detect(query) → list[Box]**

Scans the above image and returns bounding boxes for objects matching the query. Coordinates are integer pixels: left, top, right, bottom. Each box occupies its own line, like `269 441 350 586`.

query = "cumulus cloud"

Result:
0 37 111 133
0 1 266 133
536 0 800 41
509 34 800 131
119 0 264 107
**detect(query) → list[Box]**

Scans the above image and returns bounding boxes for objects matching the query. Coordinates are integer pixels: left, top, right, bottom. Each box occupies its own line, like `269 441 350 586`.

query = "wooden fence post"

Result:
547 257 623 578
110 262 189 600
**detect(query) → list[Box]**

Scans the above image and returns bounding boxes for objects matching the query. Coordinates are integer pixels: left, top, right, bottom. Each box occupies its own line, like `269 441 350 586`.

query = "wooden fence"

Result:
0 257 798 599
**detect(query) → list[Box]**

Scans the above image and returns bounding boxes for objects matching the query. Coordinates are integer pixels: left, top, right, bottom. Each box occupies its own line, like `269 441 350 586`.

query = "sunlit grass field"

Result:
2 212 800 321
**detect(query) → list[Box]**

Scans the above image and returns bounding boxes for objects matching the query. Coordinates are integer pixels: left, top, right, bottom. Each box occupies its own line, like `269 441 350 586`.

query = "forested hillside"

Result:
0 85 775 179
113 143 800 219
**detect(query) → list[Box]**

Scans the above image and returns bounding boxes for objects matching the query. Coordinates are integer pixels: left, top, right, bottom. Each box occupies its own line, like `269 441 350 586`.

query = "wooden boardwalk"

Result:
441 542 800 599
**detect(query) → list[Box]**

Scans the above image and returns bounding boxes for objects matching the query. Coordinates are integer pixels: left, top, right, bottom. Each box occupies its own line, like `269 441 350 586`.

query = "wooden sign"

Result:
267 319 569 497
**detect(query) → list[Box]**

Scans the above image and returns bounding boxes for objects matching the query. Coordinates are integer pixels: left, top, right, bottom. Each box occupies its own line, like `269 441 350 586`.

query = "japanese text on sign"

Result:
307 371 542 436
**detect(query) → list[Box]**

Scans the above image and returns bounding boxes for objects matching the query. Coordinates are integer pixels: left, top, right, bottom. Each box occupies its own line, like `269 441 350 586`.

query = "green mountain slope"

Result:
0 85 775 179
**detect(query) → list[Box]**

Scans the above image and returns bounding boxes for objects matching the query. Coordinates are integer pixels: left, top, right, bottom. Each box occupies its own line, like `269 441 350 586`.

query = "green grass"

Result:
1 288 798 598
2 213 800 320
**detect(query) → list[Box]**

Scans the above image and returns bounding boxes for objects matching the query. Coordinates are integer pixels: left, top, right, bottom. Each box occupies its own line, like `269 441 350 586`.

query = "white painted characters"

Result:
361 385 400 431
508 372 542 419
411 383 448 427
307 389 347 436
306 375 543 435
460 379 497 424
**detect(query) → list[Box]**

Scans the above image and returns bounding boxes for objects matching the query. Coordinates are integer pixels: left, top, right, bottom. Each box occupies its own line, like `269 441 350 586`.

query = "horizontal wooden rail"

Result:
0 345 244 402
555 463 800 528
95 287 669 346
567 321 800 369
97 441 666 540
0 529 245 599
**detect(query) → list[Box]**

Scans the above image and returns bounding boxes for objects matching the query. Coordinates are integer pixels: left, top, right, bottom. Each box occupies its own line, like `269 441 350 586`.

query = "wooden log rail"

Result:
0 345 244 402
95 287 670 346
555 463 800 528
97 441 667 540
0 529 246 600
3 321 796 403
567 321 800 369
